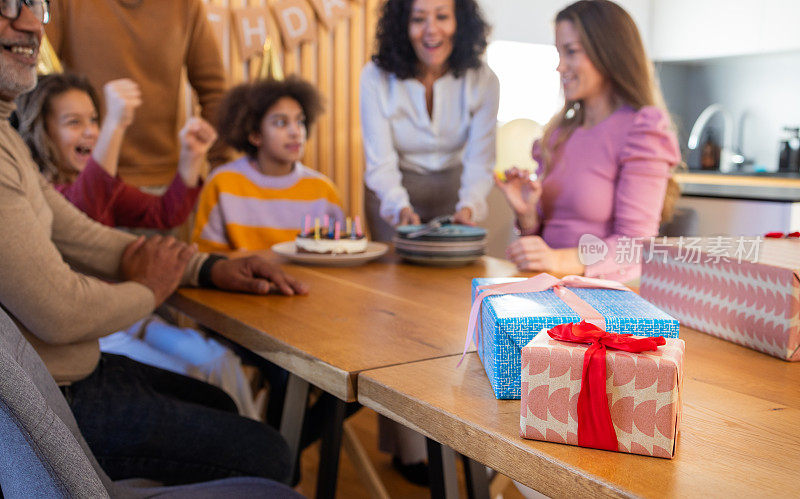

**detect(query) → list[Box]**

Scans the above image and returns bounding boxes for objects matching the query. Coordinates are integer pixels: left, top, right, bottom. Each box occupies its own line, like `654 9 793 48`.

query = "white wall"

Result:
477 0 653 52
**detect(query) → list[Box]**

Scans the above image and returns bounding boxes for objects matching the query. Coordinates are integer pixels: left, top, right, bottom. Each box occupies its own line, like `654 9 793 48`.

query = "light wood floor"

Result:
295 406 526 498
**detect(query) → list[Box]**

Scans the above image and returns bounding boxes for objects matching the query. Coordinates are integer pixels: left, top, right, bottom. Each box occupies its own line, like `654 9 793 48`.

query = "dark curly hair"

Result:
217 75 324 158
372 0 490 79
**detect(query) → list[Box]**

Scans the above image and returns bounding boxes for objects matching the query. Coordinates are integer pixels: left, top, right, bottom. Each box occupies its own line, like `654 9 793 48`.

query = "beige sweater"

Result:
45 0 227 187
0 100 206 383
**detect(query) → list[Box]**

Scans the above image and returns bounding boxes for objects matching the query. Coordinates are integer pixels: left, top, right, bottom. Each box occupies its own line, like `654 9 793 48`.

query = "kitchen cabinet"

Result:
760 0 800 54
652 0 800 61
675 197 800 236
674 172 800 236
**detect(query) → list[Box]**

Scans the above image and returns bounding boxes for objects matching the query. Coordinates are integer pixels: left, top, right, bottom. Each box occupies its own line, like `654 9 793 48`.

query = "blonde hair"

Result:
541 0 679 222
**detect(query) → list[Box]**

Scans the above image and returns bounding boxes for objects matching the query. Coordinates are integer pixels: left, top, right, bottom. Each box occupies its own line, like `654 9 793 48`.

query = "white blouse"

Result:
359 60 499 224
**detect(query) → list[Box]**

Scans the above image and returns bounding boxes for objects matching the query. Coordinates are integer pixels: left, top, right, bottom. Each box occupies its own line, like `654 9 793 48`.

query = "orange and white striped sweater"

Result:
192 158 343 252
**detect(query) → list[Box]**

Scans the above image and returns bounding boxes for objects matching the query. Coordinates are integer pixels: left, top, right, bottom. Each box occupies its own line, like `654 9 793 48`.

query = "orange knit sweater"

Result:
46 0 227 187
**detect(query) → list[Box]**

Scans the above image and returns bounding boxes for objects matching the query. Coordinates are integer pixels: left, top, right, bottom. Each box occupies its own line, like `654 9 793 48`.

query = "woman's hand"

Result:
103 79 142 129
506 236 584 275
177 117 217 187
397 206 421 226
495 167 542 232
452 207 474 225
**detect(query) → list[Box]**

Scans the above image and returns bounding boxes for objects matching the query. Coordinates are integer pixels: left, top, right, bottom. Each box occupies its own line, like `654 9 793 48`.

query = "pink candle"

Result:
334 221 341 240
355 215 363 237
303 214 311 236
323 214 329 232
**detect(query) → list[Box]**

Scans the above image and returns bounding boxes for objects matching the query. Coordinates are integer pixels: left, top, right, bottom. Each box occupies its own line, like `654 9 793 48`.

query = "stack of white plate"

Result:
393 224 488 266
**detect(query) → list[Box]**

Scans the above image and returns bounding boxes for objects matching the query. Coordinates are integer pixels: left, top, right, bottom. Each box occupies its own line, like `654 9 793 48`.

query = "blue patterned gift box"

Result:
471 278 680 399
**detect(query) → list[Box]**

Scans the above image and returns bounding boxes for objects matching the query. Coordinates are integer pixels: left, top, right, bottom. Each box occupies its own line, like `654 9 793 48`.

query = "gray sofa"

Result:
0 307 301 498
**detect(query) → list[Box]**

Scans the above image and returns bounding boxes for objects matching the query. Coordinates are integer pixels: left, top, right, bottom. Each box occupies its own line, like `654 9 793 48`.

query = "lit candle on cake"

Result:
346 217 352 236
327 218 335 239
354 215 363 238
314 217 320 240
334 221 341 240
323 214 329 234
303 214 311 236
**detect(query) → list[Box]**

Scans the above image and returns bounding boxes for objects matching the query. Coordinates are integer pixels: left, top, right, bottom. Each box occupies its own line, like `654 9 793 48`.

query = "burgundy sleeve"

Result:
55 157 120 226
111 175 202 229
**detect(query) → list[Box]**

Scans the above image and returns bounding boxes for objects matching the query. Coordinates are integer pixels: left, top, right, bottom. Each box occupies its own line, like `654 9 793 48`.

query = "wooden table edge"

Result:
357 364 638 499
168 292 356 401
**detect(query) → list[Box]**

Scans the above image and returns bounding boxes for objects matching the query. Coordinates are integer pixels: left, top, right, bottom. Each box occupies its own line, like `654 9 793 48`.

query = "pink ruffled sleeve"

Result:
585 106 680 282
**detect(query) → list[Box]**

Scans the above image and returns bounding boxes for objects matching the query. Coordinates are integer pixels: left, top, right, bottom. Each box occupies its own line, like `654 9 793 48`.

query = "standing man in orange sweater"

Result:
45 0 228 188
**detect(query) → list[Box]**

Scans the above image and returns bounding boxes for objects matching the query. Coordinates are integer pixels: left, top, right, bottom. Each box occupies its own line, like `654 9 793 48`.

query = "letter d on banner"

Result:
308 0 350 29
272 0 318 50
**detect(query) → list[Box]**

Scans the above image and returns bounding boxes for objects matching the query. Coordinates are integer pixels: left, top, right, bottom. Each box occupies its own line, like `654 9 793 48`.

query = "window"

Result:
487 40 562 125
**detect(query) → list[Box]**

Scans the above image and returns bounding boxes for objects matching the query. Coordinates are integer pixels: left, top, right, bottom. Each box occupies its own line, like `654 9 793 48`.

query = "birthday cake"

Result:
295 214 368 255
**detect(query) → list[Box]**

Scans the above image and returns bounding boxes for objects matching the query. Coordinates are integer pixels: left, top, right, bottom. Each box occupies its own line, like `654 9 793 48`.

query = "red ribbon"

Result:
765 231 800 239
546 321 666 452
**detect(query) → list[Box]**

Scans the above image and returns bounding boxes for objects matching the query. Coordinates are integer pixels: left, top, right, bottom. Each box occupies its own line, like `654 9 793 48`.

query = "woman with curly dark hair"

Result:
360 0 498 483
360 0 499 242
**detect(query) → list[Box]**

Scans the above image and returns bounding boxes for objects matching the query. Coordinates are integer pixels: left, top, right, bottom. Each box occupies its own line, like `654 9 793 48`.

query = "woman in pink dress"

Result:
496 0 681 282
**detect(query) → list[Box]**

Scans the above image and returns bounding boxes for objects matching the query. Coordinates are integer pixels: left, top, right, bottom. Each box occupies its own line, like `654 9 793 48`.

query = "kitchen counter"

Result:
674 171 800 201
672 171 800 236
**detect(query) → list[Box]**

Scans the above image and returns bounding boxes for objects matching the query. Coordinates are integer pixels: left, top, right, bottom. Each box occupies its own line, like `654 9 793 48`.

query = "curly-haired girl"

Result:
192 76 343 251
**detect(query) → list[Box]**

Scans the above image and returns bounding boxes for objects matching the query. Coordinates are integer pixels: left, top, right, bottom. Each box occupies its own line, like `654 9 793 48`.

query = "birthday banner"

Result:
206 0 355 59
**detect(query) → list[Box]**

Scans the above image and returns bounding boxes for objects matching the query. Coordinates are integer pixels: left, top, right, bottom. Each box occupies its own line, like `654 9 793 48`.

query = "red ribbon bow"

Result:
546 321 666 452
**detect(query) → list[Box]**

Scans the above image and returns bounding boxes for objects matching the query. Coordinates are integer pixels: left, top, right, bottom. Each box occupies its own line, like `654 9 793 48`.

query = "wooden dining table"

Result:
167 252 518 498
358 328 800 498
169 251 800 498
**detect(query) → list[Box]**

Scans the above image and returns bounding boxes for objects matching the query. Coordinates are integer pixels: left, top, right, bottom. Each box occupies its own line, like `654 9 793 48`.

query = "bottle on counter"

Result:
778 126 800 172
700 130 721 170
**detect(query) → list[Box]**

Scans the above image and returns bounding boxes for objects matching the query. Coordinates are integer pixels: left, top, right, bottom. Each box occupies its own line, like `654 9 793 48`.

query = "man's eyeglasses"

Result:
1 0 50 24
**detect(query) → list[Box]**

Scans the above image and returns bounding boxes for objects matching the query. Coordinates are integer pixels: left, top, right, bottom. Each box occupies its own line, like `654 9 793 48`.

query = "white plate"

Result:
272 241 389 266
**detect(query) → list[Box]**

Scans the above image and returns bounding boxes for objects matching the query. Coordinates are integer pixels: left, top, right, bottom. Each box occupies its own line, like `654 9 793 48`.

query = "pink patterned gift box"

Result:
520 331 684 458
640 238 800 361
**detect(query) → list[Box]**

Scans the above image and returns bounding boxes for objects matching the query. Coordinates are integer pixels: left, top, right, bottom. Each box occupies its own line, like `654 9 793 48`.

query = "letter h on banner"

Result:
233 7 274 61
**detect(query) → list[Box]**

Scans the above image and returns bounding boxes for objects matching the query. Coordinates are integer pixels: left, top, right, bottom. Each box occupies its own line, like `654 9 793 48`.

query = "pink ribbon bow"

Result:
459 273 630 365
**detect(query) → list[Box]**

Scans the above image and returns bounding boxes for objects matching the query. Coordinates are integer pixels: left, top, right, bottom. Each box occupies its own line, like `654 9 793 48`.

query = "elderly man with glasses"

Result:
0 0 308 485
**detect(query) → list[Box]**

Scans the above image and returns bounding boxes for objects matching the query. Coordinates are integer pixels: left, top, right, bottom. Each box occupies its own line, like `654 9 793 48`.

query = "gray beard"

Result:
0 67 37 101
